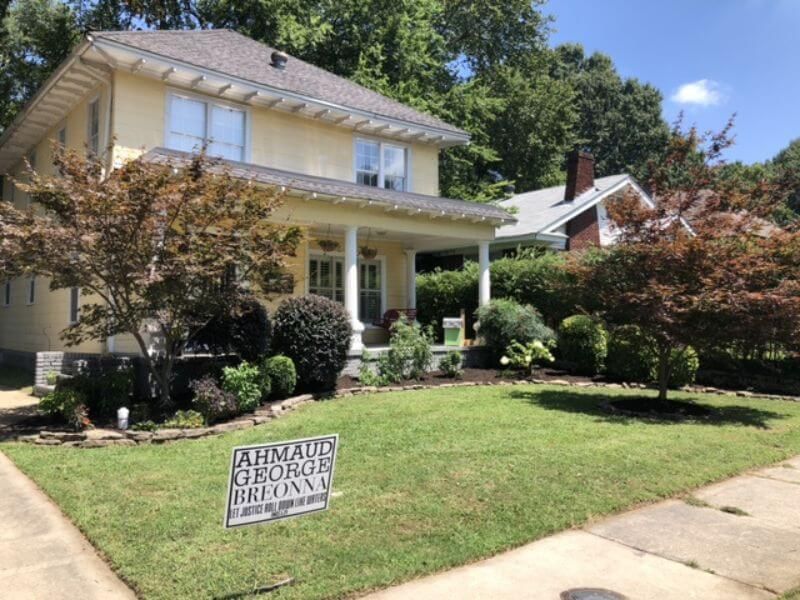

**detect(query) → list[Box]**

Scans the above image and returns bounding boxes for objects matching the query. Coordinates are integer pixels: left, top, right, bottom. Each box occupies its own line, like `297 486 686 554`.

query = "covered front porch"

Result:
284 224 494 352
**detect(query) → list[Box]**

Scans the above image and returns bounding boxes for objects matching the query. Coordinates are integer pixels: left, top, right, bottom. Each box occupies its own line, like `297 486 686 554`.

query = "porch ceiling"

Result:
305 224 490 252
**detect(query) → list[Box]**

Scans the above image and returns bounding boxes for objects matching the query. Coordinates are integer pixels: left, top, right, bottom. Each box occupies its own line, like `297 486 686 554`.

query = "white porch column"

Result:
344 225 364 351
478 241 491 307
405 249 417 309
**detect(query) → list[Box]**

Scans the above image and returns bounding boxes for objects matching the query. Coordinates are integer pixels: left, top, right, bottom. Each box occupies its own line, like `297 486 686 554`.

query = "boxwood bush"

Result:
558 315 608 376
263 355 297 399
272 294 352 392
474 298 554 361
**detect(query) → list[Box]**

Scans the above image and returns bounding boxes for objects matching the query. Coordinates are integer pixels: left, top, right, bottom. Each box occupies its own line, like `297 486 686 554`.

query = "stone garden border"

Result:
16 378 800 448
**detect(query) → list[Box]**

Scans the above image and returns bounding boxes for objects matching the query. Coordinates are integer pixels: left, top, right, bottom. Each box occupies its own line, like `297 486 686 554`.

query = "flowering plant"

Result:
501 340 554 375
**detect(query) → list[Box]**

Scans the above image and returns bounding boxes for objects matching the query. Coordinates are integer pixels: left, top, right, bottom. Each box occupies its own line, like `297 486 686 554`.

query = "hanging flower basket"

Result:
318 239 340 253
360 245 378 259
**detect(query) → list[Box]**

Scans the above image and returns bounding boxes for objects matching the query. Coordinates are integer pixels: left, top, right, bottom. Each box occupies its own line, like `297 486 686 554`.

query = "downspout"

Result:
104 71 116 355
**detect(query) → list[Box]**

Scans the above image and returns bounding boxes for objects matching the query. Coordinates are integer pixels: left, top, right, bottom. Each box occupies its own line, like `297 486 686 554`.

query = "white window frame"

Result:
164 89 252 162
68 287 80 324
2 281 10 307
88 96 100 156
353 136 411 192
27 276 36 306
306 251 387 327
57 124 67 148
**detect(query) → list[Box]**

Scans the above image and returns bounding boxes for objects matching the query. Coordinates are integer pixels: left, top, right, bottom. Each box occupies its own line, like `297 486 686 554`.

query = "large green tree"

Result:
551 43 669 180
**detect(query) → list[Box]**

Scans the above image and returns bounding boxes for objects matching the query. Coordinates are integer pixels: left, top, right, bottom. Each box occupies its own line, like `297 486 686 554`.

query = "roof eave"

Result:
90 35 471 147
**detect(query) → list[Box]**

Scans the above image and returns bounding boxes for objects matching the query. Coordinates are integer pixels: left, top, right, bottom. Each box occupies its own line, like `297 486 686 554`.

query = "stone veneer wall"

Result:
344 345 488 377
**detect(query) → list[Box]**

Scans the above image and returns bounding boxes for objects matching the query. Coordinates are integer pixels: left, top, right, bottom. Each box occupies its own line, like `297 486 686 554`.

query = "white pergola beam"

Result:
161 67 177 81
190 75 206 89
131 58 147 73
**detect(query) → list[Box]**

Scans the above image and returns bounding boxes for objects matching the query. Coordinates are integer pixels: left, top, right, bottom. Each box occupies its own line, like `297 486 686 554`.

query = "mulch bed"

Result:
337 367 607 390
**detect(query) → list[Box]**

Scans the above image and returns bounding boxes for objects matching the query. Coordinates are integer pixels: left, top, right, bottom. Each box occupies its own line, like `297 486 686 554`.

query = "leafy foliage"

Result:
163 409 205 429
577 120 800 400
0 148 300 406
438 351 463 379
475 298 554 360
190 376 238 424
605 325 657 383
262 354 297 399
501 340 554 374
272 294 352 392
39 388 89 430
669 347 700 388
375 319 434 383
558 315 608 376
221 362 263 413
191 297 271 362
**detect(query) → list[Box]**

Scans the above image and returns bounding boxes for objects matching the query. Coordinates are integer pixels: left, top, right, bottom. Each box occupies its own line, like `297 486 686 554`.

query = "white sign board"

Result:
224 434 339 529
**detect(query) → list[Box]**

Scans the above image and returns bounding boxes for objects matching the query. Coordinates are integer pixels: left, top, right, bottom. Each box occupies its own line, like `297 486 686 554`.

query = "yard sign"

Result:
224 434 339 528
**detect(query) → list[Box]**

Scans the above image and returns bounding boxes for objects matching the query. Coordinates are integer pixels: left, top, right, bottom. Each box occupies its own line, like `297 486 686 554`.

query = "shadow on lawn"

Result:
510 389 788 429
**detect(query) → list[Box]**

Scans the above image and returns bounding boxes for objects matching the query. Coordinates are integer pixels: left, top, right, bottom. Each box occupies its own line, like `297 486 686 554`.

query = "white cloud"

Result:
670 79 726 107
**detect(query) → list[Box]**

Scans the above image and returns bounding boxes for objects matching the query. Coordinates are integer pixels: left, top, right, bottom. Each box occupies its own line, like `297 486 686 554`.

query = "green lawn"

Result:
5 385 800 599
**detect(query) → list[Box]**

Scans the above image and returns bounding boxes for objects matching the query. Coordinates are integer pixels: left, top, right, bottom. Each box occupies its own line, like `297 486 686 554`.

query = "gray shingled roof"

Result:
497 174 633 238
93 29 466 137
144 147 515 223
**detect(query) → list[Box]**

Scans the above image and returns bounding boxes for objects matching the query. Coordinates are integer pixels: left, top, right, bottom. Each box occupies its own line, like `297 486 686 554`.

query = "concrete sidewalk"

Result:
367 457 800 599
0 451 136 599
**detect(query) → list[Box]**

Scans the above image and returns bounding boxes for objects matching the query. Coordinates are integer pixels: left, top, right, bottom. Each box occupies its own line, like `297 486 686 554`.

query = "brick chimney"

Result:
564 150 595 201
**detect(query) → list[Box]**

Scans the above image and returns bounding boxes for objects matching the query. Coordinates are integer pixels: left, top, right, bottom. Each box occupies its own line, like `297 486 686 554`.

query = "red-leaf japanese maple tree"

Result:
0 147 301 406
577 120 800 401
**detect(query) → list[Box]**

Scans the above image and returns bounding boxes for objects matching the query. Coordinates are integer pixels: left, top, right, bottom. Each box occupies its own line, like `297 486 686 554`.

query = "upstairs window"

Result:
88 98 100 156
355 139 407 191
167 93 246 162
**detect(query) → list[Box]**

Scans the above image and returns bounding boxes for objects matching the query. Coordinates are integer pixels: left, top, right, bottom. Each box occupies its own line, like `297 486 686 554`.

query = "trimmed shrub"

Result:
272 294 352 392
416 253 584 339
474 298 555 360
39 388 89 430
221 361 263 412
263 355 297 399
605 326 658 383
192 296 271 362
669 347 700 388
190 376 238 424
439 351 463 379
558 315 608 376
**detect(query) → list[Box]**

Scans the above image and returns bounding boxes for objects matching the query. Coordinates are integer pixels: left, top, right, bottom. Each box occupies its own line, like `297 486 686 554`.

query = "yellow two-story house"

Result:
0 29 513 376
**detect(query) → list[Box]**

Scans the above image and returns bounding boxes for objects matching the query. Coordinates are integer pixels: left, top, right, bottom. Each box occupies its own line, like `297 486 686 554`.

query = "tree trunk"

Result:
656 344 672 402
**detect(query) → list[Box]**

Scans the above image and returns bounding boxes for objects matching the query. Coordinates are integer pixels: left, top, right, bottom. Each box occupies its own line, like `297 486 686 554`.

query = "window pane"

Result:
167 95 206 153
356 140 379 187
28 277 35 304
3 282 10 306
383 145 405 177
210 105 245 161
384 175 406 191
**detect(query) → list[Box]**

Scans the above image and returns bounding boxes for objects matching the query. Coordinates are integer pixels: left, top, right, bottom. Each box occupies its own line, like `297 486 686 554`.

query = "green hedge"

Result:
416 253 580 340
558 315 608 376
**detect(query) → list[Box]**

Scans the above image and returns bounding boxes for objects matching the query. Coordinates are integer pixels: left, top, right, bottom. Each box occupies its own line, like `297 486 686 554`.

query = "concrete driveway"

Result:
367 457 800 599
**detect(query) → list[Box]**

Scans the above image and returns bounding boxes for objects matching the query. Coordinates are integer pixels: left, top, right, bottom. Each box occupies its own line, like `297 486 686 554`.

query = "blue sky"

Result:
546 0 800 164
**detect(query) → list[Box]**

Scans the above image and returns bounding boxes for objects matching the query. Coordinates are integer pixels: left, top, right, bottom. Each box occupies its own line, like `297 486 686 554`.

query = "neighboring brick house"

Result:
418 151 654 270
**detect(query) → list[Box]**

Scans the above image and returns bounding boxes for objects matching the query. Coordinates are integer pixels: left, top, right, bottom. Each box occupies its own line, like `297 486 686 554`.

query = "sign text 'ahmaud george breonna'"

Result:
224 434 339 528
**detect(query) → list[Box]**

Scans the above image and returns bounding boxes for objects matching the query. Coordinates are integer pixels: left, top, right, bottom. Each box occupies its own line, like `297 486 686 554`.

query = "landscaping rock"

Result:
252 416 272 425
548 379 571 386
40 431 86 442
211 420 254 434
85 429 124 441
125 431 154 442
34 438 62 446
182 428 213 439
152 429 184 443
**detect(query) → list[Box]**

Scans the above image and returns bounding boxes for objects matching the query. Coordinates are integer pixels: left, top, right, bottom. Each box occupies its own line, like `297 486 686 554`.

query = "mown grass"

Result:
5 385 800 600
